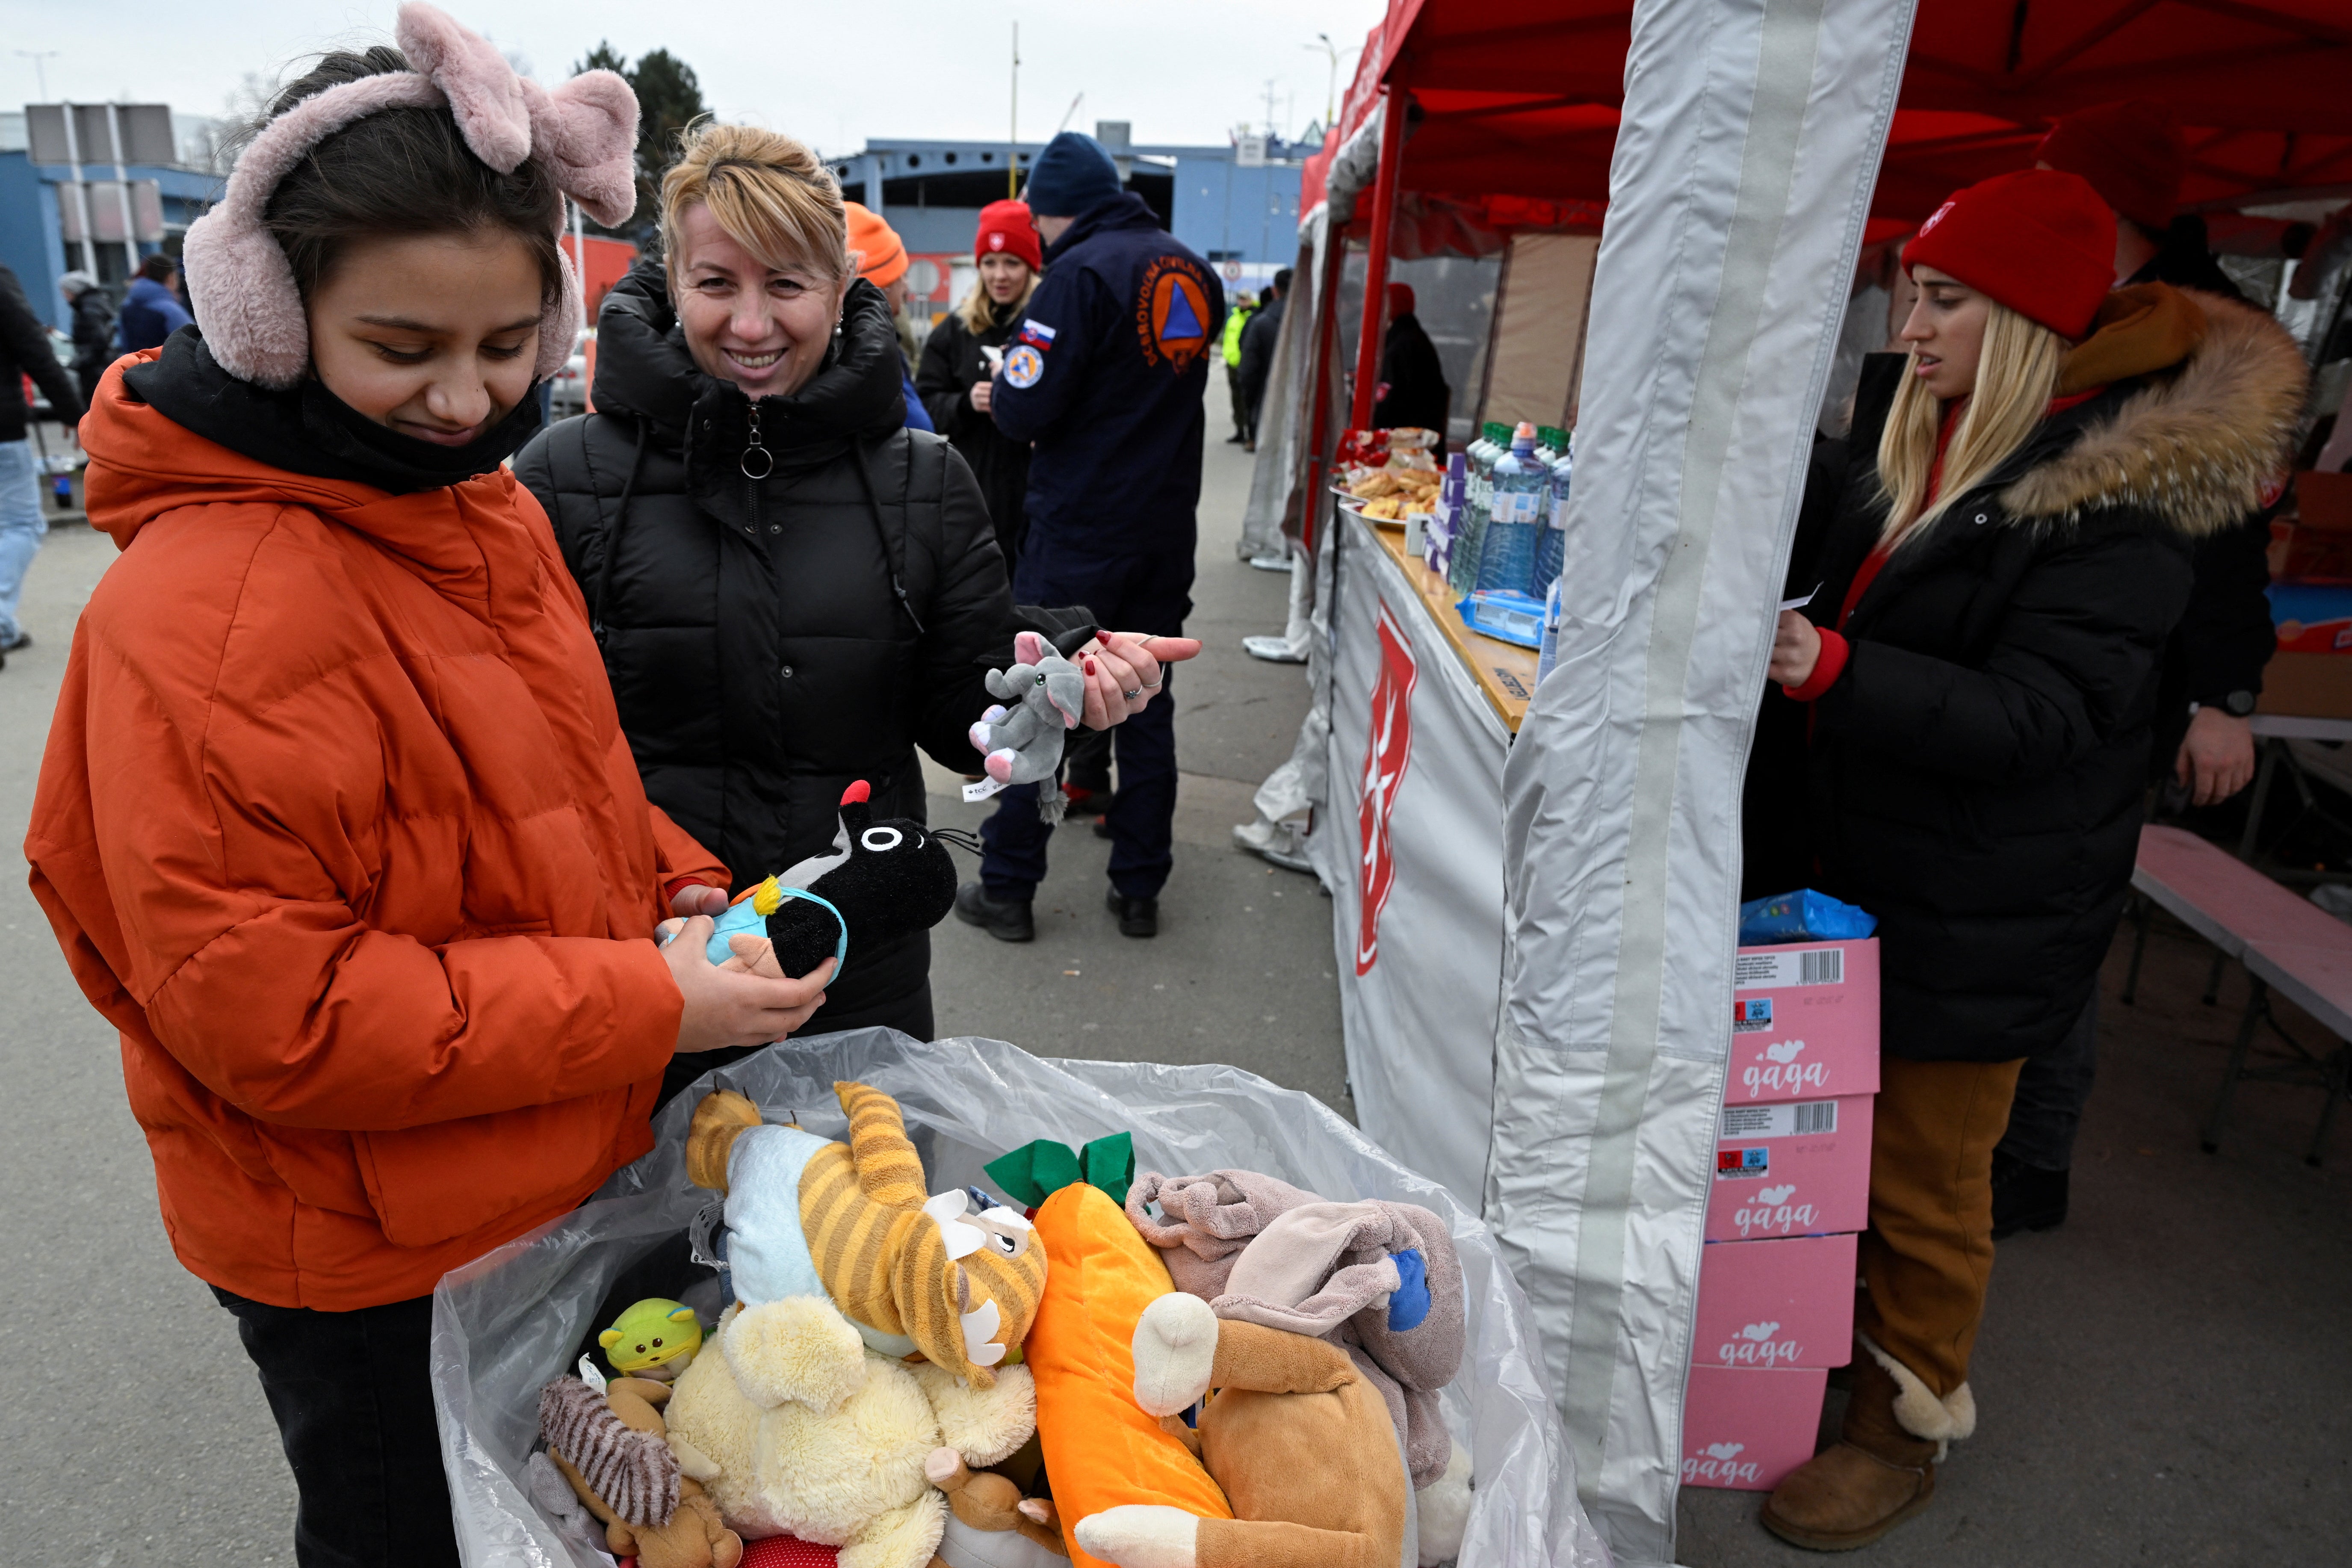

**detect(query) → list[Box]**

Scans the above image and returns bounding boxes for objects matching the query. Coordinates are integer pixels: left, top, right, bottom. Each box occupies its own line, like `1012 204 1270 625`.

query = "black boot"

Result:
1105 889 1158 938
954 883 1035 943
1990 1150 2069 1238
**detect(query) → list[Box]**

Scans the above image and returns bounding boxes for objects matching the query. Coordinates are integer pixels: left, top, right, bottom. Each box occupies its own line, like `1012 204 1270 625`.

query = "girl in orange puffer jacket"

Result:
24 10 833 1564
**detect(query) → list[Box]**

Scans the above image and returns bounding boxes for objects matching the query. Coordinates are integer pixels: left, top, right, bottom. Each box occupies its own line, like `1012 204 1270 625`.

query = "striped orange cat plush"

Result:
688 1083 1048 1385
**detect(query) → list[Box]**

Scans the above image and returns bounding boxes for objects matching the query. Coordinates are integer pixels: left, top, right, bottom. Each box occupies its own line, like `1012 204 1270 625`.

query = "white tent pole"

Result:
1486 0 1918 1561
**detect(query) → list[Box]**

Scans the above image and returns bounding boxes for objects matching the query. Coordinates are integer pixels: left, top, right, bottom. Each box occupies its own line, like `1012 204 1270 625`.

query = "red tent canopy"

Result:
1303 0 2352 224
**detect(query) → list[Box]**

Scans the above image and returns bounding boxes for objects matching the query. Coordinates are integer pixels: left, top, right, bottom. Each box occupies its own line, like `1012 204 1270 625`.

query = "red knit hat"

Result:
1902 170 2118 339
974 199 1043 272
2034 100 2184 231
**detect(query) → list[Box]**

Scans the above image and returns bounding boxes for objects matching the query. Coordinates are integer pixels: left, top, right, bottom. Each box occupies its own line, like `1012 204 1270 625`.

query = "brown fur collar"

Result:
2000 289 2308 538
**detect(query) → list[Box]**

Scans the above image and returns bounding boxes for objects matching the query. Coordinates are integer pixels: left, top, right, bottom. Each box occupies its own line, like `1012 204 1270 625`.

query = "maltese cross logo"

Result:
1355 604 1419 975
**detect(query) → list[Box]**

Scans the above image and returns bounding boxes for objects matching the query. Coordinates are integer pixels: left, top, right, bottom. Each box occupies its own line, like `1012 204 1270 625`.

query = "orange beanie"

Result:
843 202 909 287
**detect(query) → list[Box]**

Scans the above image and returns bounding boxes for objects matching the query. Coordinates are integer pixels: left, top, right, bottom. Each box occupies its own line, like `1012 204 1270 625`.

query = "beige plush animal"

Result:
1074 1293 1411 1568
665 1296 1037 1568
926 1448 1068 1568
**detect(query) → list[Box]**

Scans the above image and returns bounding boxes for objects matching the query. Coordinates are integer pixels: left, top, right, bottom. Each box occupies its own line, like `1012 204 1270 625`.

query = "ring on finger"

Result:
1123 687 1142 699
1141 679 1162 689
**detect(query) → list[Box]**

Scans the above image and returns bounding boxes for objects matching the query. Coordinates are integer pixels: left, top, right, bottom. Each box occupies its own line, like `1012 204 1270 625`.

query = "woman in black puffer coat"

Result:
517 130 1184 1093
1755 172 2307 1553
916 198 1042 565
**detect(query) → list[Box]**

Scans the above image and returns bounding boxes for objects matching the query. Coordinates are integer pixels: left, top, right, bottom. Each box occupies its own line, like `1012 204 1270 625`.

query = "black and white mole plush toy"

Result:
671 782 975 980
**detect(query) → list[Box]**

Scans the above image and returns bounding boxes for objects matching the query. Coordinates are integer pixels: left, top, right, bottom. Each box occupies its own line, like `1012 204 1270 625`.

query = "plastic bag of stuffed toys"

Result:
530 1082 1474 1568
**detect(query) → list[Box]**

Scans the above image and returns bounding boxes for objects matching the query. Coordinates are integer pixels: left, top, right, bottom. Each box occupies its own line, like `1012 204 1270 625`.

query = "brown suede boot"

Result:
1758 1345 1941 1550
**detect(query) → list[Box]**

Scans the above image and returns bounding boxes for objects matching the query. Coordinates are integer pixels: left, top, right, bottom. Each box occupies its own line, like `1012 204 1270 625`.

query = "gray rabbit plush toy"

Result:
970 630 1088 802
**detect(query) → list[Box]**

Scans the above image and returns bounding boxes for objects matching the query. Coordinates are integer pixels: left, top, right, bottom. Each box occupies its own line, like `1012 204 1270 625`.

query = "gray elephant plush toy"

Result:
971 629 1087 788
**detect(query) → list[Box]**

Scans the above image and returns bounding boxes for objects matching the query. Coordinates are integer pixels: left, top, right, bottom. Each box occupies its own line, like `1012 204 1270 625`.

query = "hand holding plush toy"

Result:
664 782 975 984
970 631 1087 787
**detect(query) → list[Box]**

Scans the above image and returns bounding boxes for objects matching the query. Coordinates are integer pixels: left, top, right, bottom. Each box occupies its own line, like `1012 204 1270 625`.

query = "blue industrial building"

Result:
826 123 1304 289
0 110 221 332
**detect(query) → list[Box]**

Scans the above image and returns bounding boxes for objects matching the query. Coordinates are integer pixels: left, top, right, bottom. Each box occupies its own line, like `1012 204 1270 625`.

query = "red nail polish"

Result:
1085 658 1097 674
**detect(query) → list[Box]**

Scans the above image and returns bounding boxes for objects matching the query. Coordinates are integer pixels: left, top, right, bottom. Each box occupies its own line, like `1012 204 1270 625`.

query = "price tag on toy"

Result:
963 776 1008 803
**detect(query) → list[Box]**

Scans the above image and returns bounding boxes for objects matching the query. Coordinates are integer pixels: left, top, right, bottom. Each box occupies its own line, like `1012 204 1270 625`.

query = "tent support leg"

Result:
1347 82 1410 433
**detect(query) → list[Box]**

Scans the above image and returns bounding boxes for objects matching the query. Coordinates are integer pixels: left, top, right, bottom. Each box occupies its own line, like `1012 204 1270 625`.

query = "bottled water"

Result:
1531 436 1572 594
1477 422 1548 596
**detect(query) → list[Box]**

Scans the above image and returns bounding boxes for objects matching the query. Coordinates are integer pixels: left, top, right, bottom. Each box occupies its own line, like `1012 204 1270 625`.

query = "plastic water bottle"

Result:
1448 431 1498 594
1535 573 1565 686
1477 422 1547 596
1531 438 1572 593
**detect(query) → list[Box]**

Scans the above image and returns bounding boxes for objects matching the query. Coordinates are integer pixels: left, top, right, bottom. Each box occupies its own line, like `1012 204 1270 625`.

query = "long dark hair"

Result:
245 46 565 307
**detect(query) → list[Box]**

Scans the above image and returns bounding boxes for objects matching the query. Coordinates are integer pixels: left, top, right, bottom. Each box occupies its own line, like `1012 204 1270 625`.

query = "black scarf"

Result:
124 328 545 495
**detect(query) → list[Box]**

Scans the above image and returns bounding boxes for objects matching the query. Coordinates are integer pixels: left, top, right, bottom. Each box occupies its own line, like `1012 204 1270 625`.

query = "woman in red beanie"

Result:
1757 169 2307 1549
917 198 1044 564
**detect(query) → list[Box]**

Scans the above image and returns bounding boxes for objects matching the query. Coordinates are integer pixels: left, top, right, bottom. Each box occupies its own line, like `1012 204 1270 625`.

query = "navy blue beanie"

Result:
1023 131 1123 218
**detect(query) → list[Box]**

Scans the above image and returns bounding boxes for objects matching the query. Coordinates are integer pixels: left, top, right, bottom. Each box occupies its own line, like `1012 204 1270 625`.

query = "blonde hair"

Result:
661 121 849 285
953 268 1037 335
1876 298 2068 547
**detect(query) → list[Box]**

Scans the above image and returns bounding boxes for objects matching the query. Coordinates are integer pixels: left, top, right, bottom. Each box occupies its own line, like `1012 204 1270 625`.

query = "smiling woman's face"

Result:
978 252 1031 304
1899 265 1992 401
306 229 544 445
672 202 848 400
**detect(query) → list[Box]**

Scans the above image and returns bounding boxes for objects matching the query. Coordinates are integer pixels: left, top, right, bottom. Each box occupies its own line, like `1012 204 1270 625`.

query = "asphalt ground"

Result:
1675 921 2352 1566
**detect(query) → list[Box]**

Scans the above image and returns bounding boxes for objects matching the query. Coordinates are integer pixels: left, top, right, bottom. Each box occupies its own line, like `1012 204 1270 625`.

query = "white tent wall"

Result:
1235 213 1324 564
1485 1 1915 1564
1318 513 1513 1208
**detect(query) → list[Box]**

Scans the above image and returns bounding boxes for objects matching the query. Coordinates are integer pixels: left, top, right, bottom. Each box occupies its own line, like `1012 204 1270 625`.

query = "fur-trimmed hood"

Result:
2001 289 2308 537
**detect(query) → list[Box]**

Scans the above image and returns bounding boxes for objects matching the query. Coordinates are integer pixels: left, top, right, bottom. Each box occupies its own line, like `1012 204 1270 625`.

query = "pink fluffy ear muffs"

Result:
180 2 638 390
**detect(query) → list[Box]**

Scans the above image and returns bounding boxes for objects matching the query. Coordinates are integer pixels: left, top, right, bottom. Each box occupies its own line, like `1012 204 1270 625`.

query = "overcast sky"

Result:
1 0 1383 158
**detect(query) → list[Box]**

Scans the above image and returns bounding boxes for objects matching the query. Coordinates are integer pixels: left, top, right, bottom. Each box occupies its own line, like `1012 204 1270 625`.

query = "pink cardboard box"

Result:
1706 1093 1874 1240
1693 1233 1857 1370
1682 1365 1829 1491
1730 939 1881 1104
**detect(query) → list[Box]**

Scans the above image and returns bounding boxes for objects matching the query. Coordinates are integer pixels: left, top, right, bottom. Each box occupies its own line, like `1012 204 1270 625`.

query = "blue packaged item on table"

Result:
1737 888 1877 945
1459 588 1547 649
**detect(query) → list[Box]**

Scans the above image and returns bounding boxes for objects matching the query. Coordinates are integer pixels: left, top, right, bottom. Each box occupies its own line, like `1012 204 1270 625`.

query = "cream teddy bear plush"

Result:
665 1295 1037 1568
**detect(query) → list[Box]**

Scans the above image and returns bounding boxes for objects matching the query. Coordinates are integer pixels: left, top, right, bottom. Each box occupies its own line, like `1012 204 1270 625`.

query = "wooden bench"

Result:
2124 824 2352 1165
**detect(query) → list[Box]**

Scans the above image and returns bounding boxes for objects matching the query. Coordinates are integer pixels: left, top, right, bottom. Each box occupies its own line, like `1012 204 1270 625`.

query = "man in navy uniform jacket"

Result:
956 131 1224 942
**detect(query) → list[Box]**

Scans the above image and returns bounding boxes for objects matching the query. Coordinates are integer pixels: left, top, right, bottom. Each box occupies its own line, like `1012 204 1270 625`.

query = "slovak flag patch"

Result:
1018 318 1058 350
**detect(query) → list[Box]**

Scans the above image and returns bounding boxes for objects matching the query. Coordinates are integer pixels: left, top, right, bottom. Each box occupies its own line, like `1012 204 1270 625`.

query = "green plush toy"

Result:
600 1299 703 1383
985 1132 1135 1209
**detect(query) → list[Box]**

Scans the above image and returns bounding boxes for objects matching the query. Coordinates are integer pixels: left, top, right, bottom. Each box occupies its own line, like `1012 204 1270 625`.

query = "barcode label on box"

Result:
1720 1100 1838 1140
1733 948 1844 990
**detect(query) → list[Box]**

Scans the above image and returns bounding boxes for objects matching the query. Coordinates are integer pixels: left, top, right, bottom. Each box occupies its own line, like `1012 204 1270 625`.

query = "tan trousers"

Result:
1856 1057 2025 1397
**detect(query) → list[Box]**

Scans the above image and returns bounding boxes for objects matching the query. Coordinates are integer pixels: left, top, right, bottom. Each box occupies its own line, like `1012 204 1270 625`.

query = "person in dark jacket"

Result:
1981 100 2287 1237
1756 171 2307 1551
1235 266 1287 449
1372 281 1448 435
0 262 86 662
917 198 1042 564
953 130 1222 943
58 269 116 397
117 252 192 352
517 124 1189 1093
